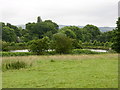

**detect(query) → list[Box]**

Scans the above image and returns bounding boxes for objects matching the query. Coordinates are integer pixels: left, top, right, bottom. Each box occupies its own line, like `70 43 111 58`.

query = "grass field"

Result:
2 54 118 88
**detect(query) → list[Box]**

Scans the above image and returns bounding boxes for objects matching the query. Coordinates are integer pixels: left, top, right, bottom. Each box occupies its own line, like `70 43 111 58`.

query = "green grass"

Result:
2 54 118 88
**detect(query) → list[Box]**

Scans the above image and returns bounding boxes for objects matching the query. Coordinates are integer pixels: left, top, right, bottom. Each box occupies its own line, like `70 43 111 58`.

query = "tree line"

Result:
1 16 120 54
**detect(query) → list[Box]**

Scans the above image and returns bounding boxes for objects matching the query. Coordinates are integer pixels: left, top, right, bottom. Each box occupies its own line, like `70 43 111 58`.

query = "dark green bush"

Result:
82 46 109 50
6 61 26 69
50 59 55 62
2 61 32 71
29 37 50 55
1 52 34 57
53 33 73 54
2 41 10 51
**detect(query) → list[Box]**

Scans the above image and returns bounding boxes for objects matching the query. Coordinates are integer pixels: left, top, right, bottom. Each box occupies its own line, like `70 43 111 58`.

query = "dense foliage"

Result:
1 16 117 54
1 52 34 57
112 17 120 53
29 37 50 55
52 33 73 54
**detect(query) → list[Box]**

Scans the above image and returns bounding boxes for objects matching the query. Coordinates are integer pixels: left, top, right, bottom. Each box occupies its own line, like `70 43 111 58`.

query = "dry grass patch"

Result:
2 54 118 61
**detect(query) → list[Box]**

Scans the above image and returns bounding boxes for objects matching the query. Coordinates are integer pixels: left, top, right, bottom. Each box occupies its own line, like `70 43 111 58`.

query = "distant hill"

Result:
59 25 84 29
98 27 115 32
59 25 115 32
16 24 115 32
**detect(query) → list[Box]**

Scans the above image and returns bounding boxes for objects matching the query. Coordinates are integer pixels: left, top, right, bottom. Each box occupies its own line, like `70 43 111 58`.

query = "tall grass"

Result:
2 58 34 71
2 53 117 71
4 61 27 70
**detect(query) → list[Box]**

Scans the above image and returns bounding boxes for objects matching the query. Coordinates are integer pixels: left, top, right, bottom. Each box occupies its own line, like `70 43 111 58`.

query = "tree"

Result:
29 37 50 55
72 40 83 49
60 28 76 39
0 22 5 27
96 31 114 43
44 20 59 30
26 20 58 39
83 24 101 41
6 23 21 37
60 26 88 42
112 17 120 53
1 41 10 51
37 16 42 23
26 22 36 30
104 42 111 47
53 33 73 54
82 33 92 42
2 26 17 42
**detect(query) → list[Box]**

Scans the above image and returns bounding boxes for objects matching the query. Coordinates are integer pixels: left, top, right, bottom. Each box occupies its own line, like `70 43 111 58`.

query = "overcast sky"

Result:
0 0 119 27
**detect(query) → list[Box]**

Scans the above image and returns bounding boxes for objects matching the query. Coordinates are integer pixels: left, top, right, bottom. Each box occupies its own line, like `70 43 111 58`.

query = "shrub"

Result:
16 42 27 46
2 60 32 71
53 33 73 54
50 59 55 62
6 61 26 69
29 37 50 55
72 40 83 49
1 52 34 57
2 41 10 51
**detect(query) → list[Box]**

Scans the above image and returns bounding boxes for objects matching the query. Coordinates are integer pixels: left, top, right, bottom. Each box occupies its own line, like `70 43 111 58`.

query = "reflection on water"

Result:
10 49 29 52
89 49 107 52
10 49 108 53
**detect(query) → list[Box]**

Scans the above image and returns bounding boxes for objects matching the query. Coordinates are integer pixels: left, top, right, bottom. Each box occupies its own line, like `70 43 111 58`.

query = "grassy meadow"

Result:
2 54 118 88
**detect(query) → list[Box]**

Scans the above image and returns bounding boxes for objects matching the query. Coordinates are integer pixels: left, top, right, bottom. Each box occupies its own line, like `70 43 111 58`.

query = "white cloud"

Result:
0 0 119 26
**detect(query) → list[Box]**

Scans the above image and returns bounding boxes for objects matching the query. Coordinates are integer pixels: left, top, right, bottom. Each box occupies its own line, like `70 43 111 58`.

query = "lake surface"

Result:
10 49 29 52
10 49 108 53
89 49 108 52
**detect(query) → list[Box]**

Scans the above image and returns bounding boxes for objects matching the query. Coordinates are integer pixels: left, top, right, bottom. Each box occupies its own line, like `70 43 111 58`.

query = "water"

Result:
89 49 108 52
10 49 29 52
10 49 108 53
10 49 53 52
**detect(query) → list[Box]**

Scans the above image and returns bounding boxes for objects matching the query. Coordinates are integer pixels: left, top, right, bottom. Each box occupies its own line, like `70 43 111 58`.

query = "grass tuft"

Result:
50 59 55 62
5 61 26 70
2 59 33 71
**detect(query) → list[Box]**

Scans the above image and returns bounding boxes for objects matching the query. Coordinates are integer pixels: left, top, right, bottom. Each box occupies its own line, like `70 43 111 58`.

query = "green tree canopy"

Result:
60 28 76 39
2 26 17 42
83 24 101 41
112 17 120 53
53 33 73 54
96 30 114 43
26 20 58 39
60 26 84 41
6 23 21 37
29 36 50 55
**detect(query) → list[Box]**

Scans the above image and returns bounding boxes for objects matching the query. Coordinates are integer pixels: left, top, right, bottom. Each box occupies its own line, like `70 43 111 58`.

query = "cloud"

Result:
0 0 118 26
